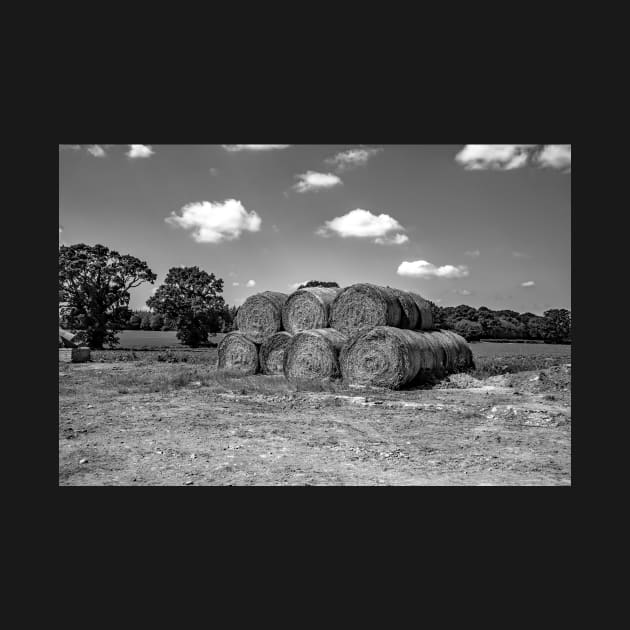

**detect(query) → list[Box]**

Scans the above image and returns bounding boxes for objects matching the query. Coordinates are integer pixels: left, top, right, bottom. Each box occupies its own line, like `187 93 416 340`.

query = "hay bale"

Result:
440 329 474 370
217 332 259 374
408 292 434 330
430 330 463 373
283 328 347 381
281 286 341 334
340 327 442 389
59 327 79 348
260 331 293 375
330 284 402 336
389 288 420 329
59 348 73 363
235 291 288 343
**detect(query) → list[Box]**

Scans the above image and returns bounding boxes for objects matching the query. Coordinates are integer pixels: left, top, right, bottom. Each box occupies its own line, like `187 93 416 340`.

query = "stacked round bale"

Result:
218 291 291 375
218 283 473 388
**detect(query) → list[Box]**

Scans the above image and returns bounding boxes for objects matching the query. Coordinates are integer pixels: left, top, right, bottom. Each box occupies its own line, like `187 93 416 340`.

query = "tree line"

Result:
59 244 570 349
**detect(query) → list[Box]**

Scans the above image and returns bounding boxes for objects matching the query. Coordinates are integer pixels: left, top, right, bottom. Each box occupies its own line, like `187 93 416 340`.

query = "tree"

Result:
543 309 571 343
128 314 142 330
454 319 483 341
427 300 447 329
149 313 164 331
140 311 152 330
297 281 340 289
58 244 156 349
147 266 225 347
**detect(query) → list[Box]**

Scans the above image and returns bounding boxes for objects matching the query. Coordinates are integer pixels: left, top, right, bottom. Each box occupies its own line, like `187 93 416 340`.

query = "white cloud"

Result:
455 145 535 170
454 289 472 296
512 251 530 258
222 145 290 152
165 198 262 244
127 144 154 158
375 233 409 246
59 226 63 233
87 145 106 157
232 282 240 287
535 145 571 171
246 280 256 288
521 280 535 287
293 171 342 193
397 260 470 279
317 208 406 244
464 250 480 257
324 147 382 171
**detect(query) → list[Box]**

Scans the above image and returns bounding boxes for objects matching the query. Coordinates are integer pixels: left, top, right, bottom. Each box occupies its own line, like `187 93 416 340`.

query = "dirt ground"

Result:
59 359 571 486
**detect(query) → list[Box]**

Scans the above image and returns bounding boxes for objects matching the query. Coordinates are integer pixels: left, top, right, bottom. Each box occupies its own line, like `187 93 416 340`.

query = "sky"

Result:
59 144 571 315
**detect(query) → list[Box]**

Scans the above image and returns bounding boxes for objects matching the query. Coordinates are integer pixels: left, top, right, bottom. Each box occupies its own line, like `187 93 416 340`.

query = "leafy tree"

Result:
128 314 142 330
150 313 164 331
543 309 571 342
58 243 156 348
427 300 447 329
297 281 340 289
146 266 225 347
140 311 152 330
454 319 483 341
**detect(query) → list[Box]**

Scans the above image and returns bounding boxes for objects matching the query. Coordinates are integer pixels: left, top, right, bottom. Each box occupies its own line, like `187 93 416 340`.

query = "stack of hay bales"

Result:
218 283 473 389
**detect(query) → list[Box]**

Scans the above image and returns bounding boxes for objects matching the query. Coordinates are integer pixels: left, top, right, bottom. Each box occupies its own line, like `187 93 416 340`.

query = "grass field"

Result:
113 330 570 359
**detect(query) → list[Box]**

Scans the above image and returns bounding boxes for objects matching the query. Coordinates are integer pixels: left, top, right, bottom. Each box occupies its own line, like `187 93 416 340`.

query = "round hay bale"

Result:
429 330 465 373
439 329 474 370
408 292 434 330
281 286 341 334
283 328 347 381
340 326 441 389
235 291 288 343
218 332 259 375
330 284 402 336
389 288 420 330
260 331 293 375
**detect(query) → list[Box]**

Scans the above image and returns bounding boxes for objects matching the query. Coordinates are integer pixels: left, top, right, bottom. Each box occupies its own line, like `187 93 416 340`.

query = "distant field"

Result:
470 341 570 359
113 331 570 359
111 331 226 348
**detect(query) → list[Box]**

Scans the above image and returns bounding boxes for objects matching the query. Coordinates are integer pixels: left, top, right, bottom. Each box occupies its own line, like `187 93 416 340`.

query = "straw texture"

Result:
330 284 402 336
281 286 341 334
283 328 347 380
218 331 259 374
235 291 288 343
260 331 293 375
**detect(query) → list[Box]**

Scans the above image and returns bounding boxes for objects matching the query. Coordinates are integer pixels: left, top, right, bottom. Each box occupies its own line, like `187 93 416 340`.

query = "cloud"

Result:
127 144 154 158
512 251 530 258
87 145 106 157
209 168 218 176
289 281 307 291
397 260 470 279
222 145 290 152
324 147 382 171
59 225 63 233
455 145 536 170
535 145 571 171
232 282 240 287
165 198 262 244
59 145 81 151
521 280 535 287
454 289 472 296
464 250 480 257
317 208 406 244
292 171 342 193
246 280 256 288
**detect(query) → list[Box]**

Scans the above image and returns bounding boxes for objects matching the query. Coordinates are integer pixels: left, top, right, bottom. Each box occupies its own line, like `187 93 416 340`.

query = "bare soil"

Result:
59 360 571 486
